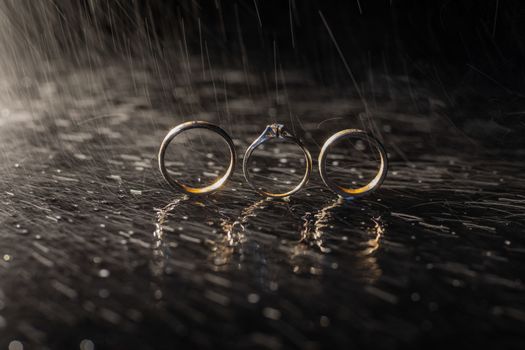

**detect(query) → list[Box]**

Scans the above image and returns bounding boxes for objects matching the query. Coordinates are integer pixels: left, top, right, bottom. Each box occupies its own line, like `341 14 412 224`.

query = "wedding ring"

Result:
319 129 388 199
158 121 236 195
243 123 312 198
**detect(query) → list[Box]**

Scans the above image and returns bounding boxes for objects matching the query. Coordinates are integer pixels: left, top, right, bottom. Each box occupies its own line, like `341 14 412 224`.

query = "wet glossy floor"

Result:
0 60 524 349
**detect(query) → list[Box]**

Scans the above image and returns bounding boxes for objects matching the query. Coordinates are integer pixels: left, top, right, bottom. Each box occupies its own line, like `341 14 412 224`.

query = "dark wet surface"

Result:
0 59 524 349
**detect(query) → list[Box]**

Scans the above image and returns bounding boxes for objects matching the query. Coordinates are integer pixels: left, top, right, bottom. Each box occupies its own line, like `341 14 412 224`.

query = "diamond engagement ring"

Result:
243 124 313 198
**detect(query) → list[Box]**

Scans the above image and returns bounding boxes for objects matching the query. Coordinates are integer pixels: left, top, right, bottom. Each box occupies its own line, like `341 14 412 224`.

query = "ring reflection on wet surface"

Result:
153 189 387 289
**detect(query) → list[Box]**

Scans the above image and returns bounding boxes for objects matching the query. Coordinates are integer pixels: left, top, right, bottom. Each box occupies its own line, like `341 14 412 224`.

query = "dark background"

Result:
7 0 525 77
3 0 524 147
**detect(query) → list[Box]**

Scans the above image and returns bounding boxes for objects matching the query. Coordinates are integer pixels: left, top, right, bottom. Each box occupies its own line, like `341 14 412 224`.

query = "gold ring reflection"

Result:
292 197 385 281
210 199 267 268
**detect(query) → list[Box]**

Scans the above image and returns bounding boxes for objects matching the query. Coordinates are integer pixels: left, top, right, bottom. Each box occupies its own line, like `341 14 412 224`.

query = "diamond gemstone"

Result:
268 123 284 137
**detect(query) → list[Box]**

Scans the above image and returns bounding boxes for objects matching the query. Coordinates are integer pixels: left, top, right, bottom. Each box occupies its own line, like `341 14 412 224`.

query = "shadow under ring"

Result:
243 124 312 198
158 121 236 195
319 129 388 199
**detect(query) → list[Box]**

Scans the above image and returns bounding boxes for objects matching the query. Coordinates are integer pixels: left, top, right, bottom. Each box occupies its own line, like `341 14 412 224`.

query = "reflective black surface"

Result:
0 58 524 349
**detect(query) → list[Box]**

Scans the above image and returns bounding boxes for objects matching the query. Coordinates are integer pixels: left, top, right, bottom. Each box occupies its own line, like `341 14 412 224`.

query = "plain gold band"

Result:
158 121 236 195
318 129 388 199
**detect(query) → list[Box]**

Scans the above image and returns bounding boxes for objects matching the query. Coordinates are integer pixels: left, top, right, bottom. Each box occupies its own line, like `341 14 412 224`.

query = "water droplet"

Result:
79 339 95 350
269 282 279 291
154 290 162 299
247 293 260 303
262 307 281 320
8 340 23 350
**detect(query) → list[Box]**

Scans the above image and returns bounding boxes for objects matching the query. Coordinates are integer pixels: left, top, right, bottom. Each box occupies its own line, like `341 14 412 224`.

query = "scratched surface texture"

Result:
0 56 524 350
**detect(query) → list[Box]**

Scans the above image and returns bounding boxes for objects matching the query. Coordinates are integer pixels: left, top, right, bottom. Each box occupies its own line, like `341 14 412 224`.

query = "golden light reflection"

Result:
290 198 385 282
151 195 189 276
210 199 267 269
152 194 386 284
365 218 384 255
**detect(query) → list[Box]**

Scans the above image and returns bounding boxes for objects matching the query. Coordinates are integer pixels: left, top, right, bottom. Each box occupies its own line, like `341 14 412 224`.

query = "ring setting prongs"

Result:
243 123 312 198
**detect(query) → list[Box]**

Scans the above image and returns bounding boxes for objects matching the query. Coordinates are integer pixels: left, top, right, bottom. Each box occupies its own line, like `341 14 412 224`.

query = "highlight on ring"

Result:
158 121 388 199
